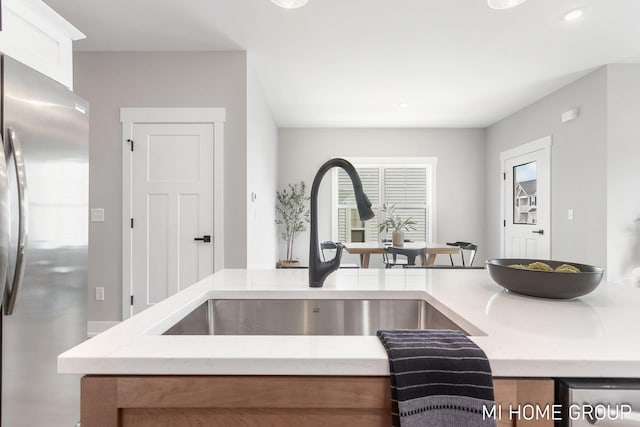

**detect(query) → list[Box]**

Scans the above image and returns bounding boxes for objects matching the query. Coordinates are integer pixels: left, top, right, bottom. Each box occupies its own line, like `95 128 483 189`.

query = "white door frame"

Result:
499 136 552 257
120 107 225 320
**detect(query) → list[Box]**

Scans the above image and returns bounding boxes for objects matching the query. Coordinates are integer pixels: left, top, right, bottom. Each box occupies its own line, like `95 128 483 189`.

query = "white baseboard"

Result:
87 321 120 338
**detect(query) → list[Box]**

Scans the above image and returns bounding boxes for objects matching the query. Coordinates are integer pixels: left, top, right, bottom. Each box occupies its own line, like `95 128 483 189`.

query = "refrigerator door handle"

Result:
4 128 28 316
0 132 10 308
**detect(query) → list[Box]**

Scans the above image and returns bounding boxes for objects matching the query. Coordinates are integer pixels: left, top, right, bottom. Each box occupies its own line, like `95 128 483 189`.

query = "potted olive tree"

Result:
378 203 416 247
275 181 310 267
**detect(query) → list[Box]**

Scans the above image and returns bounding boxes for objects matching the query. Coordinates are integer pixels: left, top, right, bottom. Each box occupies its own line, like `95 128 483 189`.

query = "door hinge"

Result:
503 219 506 227
126 138 134 151
502 172 506 180
130 295 134 306
130 218 134 228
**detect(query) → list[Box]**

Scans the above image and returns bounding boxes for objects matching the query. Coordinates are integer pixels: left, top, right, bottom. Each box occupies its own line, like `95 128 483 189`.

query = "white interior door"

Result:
502 138 551 259
131 123 214 314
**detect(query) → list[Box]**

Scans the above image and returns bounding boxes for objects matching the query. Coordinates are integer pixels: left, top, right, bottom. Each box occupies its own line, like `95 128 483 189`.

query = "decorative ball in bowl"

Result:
486 258 604 299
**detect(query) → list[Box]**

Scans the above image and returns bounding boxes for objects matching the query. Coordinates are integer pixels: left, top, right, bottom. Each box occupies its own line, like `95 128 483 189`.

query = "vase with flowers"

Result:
378 203 416 247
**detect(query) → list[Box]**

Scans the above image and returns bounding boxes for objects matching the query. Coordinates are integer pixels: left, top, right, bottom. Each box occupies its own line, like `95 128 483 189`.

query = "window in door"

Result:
333 158 436 243
513 161 537 225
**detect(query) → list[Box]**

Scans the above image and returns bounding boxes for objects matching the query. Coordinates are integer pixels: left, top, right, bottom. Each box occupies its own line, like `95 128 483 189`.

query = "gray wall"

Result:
278 128 486 268
246 56 278 268
607 64 640 283
74 51 247 322
485 68 608 269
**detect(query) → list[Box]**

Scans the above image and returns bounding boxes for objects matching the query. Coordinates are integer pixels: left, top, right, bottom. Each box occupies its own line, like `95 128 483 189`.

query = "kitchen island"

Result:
59 268 640 426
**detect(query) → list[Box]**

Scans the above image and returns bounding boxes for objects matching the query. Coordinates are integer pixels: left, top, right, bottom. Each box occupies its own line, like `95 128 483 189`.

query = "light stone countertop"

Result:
58 268 640 378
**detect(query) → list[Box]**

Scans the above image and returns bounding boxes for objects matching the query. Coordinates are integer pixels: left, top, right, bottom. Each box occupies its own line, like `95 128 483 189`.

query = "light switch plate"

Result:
568 209 574 220
561 108 579 123
91 208 105 222
95 287 105 301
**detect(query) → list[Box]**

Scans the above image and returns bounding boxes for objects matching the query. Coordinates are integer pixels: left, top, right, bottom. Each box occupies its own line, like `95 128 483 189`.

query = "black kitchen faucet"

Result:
308 158 374 287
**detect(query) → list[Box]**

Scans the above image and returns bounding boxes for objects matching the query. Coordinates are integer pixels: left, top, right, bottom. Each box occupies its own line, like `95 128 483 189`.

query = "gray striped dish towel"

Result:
377 329 496 427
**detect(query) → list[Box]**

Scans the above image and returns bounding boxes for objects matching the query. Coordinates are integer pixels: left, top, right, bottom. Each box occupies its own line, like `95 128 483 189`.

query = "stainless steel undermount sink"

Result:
163 298 472 336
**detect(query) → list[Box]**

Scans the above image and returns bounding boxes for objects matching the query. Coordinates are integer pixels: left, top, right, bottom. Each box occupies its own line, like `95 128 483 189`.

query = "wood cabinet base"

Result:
81 375 554 427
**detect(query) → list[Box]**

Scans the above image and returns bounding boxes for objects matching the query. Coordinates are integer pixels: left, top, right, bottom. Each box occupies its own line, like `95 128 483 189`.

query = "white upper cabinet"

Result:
0 0 85 89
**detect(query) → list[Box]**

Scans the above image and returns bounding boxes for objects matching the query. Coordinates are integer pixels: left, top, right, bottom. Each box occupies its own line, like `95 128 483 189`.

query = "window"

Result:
332 157 436 243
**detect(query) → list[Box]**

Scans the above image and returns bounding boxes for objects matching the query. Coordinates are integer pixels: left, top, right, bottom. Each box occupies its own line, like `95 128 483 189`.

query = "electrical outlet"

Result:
95 287 105 301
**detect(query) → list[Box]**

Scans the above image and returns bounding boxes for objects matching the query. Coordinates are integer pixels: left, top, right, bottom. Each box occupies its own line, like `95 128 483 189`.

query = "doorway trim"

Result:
499 136 552 257
120 107 225 320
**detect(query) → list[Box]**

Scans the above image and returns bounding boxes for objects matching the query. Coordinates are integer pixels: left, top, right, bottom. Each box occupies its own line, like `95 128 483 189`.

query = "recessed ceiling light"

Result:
271 0 309 9
564 9 584 21
487 0 527 10
399 103 408 109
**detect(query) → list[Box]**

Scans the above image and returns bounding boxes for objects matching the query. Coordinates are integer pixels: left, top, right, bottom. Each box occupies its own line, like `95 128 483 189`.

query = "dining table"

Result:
342 241 462 268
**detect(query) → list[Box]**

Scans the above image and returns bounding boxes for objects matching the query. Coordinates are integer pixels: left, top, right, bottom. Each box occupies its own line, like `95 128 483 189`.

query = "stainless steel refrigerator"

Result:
0 55 89 426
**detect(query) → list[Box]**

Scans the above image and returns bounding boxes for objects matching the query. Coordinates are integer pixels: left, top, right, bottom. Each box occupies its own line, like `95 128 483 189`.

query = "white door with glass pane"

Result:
130 123 214 315
501 137 551 259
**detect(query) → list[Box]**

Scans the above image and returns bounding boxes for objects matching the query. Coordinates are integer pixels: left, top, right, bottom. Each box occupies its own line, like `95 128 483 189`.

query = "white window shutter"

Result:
384 168 427 205
338 168 379 205
384 168 429 241
335 163 432 244
337 208 347 242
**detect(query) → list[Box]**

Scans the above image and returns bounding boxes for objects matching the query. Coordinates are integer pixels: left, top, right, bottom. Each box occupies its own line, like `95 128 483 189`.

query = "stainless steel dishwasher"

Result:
557 379 640 426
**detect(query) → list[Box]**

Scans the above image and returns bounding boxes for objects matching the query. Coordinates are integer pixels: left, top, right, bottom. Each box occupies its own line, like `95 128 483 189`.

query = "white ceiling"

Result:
44 0 640 128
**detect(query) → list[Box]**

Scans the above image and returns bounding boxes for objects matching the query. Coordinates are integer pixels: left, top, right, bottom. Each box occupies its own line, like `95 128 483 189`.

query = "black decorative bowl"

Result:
486 258 604 299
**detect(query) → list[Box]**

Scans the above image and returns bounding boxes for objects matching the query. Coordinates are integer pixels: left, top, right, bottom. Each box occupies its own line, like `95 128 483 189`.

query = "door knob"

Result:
531 229 544 235
194 235 211 243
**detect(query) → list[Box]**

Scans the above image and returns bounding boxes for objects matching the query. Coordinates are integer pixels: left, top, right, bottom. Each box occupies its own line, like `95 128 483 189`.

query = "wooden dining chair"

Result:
383 246 428 268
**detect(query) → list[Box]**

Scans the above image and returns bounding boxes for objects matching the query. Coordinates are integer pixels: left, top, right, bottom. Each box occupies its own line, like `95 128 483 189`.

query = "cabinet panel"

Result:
82 375 555 427
0 0 84 88
494 378 555 427
121 408 389 427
